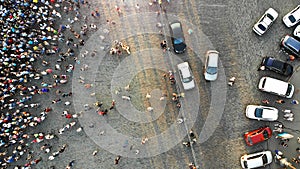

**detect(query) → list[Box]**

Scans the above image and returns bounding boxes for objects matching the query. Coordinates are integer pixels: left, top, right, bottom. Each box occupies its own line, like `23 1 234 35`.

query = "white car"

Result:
283 5 300 27
241 150 273 169
204 50 219 81
258 76 294 98
253 8 278 36
177 62 195 90
245 105 278 121
293 25 300 38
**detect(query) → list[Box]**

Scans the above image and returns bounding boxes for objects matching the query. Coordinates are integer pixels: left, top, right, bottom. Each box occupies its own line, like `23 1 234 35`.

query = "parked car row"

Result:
241 5 300 169
253 5 300 36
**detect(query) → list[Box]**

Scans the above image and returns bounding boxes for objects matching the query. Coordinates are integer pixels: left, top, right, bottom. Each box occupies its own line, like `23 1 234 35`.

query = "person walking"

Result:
287 55 295 62
262 99 270 104
160 40 167 52
291 100 299 104
114 156 121 164
276 99 285 104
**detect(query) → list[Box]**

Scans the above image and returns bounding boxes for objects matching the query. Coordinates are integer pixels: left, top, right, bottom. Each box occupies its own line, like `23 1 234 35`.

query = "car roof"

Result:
262 77 289 95
207 51 219 67
247 155 264 168
249 128 270 143
245 151 272 168
284 36 300 53
177 62 191 78
264 57 284 69
262 108 277 118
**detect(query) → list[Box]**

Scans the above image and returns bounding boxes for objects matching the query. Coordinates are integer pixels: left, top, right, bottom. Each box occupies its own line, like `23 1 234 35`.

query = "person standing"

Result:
114 156 121 164
262 99 270 104
158 0 162 8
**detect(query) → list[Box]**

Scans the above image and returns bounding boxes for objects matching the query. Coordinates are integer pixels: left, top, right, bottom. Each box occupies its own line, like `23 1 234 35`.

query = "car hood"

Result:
246 106 258 119
182 79 195 90
204 72 218 81
174 43 187 53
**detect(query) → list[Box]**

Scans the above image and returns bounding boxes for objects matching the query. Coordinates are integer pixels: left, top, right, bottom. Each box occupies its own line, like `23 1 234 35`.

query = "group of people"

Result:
0 0 93 168
273 122 300 166
109 39 131 56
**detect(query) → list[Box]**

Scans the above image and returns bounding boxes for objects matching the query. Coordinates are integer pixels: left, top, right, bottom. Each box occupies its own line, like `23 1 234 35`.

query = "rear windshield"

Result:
286 84 293 96
261 78 267 88
258 24 266 31
266 13 274 20
262 154 268 164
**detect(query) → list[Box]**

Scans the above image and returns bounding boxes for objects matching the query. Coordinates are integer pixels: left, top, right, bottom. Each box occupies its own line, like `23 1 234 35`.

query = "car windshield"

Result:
258 24 266 31
174 38 184 45
261 78 266 88
247 137 253 145
265 57 274 66
182 76 193 83
254 108 263 118
206 67 217 75
263 130 269 139
288 15 296 23
243 161 248 168
266 13 274 20
262 154 268 164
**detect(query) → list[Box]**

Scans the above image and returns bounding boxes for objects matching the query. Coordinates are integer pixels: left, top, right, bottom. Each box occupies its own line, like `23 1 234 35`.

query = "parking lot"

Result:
73 1 300 168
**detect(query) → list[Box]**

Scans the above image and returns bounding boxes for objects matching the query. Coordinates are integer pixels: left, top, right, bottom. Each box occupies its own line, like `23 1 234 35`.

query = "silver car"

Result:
204 50 219 81
177 62 195 90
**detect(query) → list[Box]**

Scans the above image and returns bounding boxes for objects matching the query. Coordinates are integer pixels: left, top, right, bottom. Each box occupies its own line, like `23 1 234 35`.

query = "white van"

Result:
177 62 195 90
258 77 294 98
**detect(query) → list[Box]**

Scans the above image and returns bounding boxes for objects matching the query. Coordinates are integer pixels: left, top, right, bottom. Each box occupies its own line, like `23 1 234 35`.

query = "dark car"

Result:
244 126 272 146
169 21 187 54
261 57 293 76
281 35 300 57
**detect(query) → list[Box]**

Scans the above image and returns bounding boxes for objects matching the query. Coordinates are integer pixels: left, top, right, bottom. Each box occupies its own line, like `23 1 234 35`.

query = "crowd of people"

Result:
0 0 93 168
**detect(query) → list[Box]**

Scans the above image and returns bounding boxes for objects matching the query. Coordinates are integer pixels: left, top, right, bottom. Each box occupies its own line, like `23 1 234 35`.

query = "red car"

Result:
244 126 272 146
